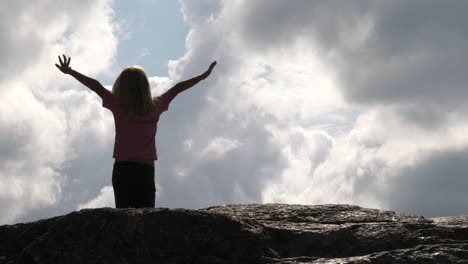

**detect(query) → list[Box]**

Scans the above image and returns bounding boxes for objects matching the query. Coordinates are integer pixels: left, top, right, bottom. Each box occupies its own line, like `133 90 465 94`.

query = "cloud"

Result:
77 185 115 209
385 149 468 217
0 0 117 224
272 107 468 216
235 0 468 112
143 0 347 210
160 0 468 217
198 136 242 160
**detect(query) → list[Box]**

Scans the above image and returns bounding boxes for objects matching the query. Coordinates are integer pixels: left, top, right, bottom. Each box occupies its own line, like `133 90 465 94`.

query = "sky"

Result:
2 0 468 225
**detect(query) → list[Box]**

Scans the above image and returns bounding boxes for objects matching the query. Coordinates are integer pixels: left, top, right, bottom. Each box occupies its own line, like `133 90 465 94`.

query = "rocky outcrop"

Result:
1 204 468 263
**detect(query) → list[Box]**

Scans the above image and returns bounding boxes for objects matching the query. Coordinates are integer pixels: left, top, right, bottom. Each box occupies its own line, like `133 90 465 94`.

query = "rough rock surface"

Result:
1 204 468 263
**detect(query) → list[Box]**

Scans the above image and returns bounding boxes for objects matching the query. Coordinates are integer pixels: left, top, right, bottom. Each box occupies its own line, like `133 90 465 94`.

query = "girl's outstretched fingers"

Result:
202 61 217 79
209 61 217 70
62 54 70 66
55 54 72 74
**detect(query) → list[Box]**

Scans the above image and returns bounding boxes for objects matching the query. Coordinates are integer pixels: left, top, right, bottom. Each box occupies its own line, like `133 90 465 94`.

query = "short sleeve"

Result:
157 89 176 113
101 89 116 112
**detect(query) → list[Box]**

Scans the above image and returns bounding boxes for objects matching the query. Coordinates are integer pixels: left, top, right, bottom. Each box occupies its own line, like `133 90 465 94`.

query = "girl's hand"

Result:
55 54 72 74
202 61 217 79
208 61 217 71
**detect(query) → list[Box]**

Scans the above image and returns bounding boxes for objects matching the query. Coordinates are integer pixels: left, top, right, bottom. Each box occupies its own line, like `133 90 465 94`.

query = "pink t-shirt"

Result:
101 88 176 160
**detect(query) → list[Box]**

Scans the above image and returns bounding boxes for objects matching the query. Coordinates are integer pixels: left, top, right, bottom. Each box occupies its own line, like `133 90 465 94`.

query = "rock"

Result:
0 204 467 263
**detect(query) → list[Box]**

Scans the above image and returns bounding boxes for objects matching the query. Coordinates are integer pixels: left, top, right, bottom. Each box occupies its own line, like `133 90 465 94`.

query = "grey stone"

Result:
0 204 467 263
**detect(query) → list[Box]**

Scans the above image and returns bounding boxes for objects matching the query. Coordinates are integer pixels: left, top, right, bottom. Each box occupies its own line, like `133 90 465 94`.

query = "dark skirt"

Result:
112 161 155 208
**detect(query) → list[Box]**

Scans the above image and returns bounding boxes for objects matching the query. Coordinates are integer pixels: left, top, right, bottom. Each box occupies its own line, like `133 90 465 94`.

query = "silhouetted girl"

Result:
56 55 217 208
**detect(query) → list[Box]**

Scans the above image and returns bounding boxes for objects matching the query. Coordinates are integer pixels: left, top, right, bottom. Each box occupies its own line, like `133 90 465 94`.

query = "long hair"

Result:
112 66 157 119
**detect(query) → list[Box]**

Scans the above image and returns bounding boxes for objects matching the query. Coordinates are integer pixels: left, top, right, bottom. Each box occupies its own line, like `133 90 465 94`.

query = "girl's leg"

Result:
112 162 133 208
130 163 155 208
112 161 155 208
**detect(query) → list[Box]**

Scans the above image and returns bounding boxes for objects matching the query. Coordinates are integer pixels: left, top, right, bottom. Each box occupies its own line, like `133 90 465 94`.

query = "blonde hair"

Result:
112 66 157 119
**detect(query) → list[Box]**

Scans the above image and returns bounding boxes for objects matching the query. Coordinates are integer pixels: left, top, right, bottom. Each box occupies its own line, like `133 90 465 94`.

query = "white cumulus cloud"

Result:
0 0 117 224
77 185 115 209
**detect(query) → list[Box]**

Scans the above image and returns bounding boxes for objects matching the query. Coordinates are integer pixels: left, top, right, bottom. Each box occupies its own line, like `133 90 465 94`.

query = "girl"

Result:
55 55 217 208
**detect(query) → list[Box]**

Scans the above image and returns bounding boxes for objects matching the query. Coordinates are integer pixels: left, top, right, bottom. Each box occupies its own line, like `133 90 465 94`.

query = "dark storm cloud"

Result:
384 149 468 218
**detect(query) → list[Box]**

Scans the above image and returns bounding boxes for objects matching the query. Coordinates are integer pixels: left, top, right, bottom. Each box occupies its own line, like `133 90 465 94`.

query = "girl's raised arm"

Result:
170 61 217 95
55 54 107 98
